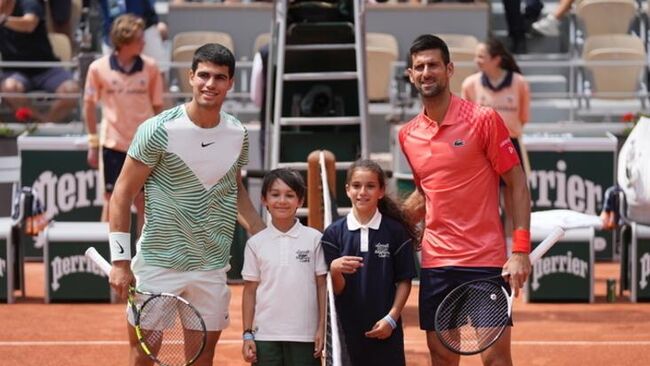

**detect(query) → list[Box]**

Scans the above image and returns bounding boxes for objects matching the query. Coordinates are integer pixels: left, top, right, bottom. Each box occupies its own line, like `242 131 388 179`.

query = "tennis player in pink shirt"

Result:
399 34 532 366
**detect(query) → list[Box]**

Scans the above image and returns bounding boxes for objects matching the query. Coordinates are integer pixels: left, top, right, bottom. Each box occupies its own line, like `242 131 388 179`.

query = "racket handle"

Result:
529 226 565 264
85 246 112 275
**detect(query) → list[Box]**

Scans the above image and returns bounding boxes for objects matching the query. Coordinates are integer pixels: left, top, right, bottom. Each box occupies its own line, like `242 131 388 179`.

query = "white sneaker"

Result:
532 14 560 37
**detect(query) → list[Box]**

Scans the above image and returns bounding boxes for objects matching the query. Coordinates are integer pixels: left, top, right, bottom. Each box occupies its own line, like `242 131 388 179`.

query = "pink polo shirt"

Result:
398 94 520 268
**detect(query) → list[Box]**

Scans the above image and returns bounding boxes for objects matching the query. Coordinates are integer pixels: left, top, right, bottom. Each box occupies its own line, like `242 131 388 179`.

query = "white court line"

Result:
1 340 650 347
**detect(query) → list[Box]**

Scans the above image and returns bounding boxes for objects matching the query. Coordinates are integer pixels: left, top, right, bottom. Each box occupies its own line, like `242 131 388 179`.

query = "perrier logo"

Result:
531 250 589 291
51 255 107 291
528 160 602 215
640 253 650 290
0 258 5 278
32 170 104 217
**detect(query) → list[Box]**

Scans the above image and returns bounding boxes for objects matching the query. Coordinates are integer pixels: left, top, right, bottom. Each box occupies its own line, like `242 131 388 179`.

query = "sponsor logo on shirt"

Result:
374 243 390 258
453 139 465 147
295 250 311 263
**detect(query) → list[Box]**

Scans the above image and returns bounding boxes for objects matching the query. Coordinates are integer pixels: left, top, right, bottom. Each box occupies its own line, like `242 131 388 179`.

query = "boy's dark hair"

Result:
262 168 306 201
192 43 236 78
346 159 418 243
409 34 451 66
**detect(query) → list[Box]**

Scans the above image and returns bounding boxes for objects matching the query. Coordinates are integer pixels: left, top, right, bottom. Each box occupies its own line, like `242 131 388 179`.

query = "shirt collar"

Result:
480 70 513 92
346 209 382 231
269 219 302 239
109 54 144 75
417 93 461 127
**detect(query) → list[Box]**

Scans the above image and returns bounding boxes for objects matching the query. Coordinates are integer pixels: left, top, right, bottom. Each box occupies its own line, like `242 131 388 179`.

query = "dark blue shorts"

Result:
2 68 73 93
419 266 510 331
102 147 127 193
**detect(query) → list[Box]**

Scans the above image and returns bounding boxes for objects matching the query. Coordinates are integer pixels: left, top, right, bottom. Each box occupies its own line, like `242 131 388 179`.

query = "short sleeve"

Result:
314 233 328 275
127 118 166 167
482 109 520 175
83 63 101 103
241 239 260 281
237 128 249 169
321 225 341 268
392 227 417 282
149 63 164 107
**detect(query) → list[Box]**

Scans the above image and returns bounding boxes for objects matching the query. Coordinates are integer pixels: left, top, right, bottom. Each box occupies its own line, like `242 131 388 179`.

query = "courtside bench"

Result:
0 218 15 303
627 223 650 302
526 227 595 303
43 221 115 303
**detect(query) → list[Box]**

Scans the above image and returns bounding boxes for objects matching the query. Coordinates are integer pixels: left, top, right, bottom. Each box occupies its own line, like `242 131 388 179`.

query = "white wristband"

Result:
383 314 397 329
109 232 132 262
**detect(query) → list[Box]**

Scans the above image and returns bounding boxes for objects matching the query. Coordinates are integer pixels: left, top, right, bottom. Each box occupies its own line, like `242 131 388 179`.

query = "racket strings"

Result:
436 281 510 354
138 295 205 366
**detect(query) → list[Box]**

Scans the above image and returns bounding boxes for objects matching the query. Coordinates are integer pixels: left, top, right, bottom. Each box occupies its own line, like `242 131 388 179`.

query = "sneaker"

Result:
532 14 560 37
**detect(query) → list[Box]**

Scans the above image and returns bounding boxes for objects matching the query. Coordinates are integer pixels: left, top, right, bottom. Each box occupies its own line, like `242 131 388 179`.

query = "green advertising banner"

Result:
525 134 617 261
527 228 594 302
632 224 650 302
19 135 104 259
45 241 112 303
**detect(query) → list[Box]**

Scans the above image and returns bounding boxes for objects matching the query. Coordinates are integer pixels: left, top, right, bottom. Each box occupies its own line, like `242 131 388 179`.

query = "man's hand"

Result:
503 252 531 297
109 261 134 300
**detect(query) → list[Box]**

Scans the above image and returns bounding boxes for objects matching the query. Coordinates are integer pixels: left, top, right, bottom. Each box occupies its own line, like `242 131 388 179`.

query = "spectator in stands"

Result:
98 0 169 75
532 0 575 37
47 0 72 39
0 0 80 123
461 38 531 237
84 13 163 235
503 0 545 53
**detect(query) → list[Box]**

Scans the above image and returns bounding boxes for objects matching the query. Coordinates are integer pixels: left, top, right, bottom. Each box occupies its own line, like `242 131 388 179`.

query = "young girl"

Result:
241 168 327 365
321 159 418 366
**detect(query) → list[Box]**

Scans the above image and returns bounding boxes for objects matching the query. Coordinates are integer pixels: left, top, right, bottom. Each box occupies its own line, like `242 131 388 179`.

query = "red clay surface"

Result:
1 262 649 366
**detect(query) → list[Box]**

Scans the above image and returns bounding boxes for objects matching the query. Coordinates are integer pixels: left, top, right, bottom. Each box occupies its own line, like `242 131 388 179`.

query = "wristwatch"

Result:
243 329 254 341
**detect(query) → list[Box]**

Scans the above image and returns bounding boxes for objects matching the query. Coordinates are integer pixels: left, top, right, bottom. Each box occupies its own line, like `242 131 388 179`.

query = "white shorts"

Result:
128 252 231 331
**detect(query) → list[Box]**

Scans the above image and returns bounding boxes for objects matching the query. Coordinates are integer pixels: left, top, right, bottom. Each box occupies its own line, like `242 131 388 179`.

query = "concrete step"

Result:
527 74 567 94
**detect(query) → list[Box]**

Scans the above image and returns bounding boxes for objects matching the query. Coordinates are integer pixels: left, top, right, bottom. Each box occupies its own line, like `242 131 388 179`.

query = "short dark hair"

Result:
409 34 451 65
191 43 236 78
261 168 306 201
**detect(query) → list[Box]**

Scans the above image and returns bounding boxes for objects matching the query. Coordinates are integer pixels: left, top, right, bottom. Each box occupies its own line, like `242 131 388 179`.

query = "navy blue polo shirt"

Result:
322 211 417 366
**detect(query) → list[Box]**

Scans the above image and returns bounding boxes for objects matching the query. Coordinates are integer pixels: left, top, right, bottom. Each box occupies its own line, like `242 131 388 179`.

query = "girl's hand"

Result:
313 331 324 358
242 340 257 363
330 256 363 275
364 318 394 340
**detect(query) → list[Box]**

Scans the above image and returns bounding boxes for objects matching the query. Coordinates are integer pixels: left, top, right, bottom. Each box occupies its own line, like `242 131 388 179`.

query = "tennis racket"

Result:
85 247 207 366
434 226 566 355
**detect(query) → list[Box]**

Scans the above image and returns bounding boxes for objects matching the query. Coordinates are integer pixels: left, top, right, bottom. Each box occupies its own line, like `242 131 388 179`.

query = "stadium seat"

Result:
576 0 638 37
171 31 235 54
366 32 398 102
170 32 235 94
581 34 646 105
435 34 479 95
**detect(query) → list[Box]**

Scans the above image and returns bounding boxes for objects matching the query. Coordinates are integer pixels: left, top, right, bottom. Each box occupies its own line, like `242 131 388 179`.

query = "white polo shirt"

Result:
242 220 327 342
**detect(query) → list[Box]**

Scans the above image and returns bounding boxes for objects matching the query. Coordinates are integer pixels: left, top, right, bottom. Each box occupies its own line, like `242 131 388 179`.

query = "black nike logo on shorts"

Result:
201 141 215 147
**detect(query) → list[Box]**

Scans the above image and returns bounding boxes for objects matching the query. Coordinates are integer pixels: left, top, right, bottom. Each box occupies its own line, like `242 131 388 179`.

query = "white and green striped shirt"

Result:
128 105 249 271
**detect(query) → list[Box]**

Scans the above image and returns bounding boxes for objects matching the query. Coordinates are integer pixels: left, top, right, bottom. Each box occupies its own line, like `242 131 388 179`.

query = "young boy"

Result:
241 168 327 365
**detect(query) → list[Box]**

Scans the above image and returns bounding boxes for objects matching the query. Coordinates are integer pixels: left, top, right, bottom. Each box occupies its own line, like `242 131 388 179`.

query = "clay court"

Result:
1 261 649 366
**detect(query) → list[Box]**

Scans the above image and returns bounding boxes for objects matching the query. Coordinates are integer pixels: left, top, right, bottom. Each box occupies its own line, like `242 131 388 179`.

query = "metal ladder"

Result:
264 0 369 181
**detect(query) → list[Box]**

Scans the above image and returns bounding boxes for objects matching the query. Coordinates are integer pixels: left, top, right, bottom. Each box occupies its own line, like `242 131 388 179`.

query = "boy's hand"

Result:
313 331 324 358
242 339 257 363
